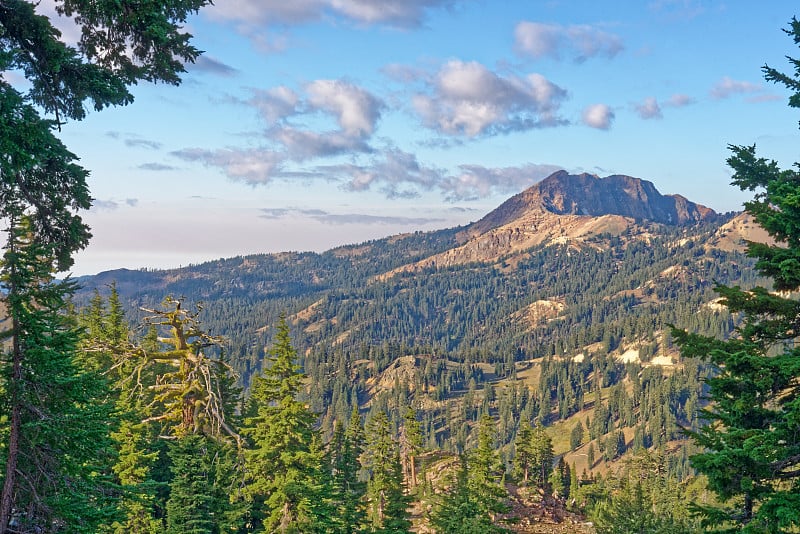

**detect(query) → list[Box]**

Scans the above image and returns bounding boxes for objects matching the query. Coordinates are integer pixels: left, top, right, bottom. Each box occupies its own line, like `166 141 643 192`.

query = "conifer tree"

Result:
364 410 411 532
165 434 217 534
513 421 535 485
400 406 423 490
467 415 509 519
0 2 210 527
430 456 508 534
530 424 554 491
672 18 800 532
242 315 324 533
0 215 119 532
327 408 367 533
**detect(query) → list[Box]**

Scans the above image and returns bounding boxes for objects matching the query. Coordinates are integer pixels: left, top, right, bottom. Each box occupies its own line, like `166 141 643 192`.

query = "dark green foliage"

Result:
590 451 701 534
326 411 368 533
1 2 210 531
0 217 119 532
673 20 800 533
364 410 411 532
430 457 508 534
570 420 584 450
166 435 217 534
466 415 509 518
242 316 325 533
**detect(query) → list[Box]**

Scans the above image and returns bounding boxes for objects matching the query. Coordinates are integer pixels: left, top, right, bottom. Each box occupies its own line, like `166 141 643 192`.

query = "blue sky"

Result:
29 1 800 275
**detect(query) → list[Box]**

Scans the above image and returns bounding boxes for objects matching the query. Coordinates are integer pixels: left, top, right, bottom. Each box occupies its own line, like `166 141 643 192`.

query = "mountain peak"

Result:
469 171 716 235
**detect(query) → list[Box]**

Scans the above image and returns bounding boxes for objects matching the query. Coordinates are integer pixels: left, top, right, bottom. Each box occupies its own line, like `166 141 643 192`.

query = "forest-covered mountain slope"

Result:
75 172 760 384
73 171 771 528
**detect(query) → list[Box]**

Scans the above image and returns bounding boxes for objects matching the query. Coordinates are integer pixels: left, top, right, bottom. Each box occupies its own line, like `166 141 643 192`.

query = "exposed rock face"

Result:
378 171 721 278
468 170 717 236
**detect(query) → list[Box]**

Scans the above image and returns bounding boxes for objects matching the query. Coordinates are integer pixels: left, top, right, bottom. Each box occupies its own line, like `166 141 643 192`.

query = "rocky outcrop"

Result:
466 171 717 237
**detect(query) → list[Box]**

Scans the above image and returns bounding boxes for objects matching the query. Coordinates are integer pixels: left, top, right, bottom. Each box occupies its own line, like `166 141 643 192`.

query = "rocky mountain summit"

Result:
386 171 720 274
467 170 717 236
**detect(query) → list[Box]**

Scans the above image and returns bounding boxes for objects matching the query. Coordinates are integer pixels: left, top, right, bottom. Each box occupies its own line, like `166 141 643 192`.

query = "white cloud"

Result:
205 0 457 48
171 147 285 185
413 60 567 136
582 104 614 129
633 97 662 119
328 0 457 27
305 79 383 137
271 127 372 160
710 76 762 99
664 93 695 107
321 148 443 198
249 86 300 123
243 80 383 161
440 163 563 201
514 22 623 62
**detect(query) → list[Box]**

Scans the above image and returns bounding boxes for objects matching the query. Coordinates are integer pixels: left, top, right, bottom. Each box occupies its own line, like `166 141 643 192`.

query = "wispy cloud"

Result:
664 93 695 107
319 156 562 201
126 138 163 150
138 162 178 171
633 96 662 119
710 76 762 100
192 55 239 77
91 198 139 211
249 86 300 123
514 22 623 62
582 104 614 130
440 163 563 201
206 0 459 49
107 131 163 150
412 60 568 137
259 207 444 225
320 148 443 198
172 147 285 185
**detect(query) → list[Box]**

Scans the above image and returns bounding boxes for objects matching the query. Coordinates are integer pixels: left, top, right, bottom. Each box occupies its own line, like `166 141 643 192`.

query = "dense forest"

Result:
2 1 800 532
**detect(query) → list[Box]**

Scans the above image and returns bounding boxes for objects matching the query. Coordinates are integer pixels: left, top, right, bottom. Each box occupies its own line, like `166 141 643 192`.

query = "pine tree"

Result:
1 2 209 527
0 215 119 532
77 285 162 534
363 410 411 532
165 434 217 534
513 421 535 485
242 315 324 533
570 420 585 450
400 406 423 491
327 408 367 533
467 415 509 519
430 456 508 534
672 18 800 532
530 424 554 491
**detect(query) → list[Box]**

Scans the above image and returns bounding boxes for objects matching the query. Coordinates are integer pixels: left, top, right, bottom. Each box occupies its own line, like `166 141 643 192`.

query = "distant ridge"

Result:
468 170 717 236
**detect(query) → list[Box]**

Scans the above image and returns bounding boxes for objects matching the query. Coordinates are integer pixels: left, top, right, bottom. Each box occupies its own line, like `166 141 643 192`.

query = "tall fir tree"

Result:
673 18 800 532
327 408 368 533
400 406 423 491
363 410 411 532
513 421 535 486
467 415 509 520
0 2 211 531
242 315 326 533
0 215 119 532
